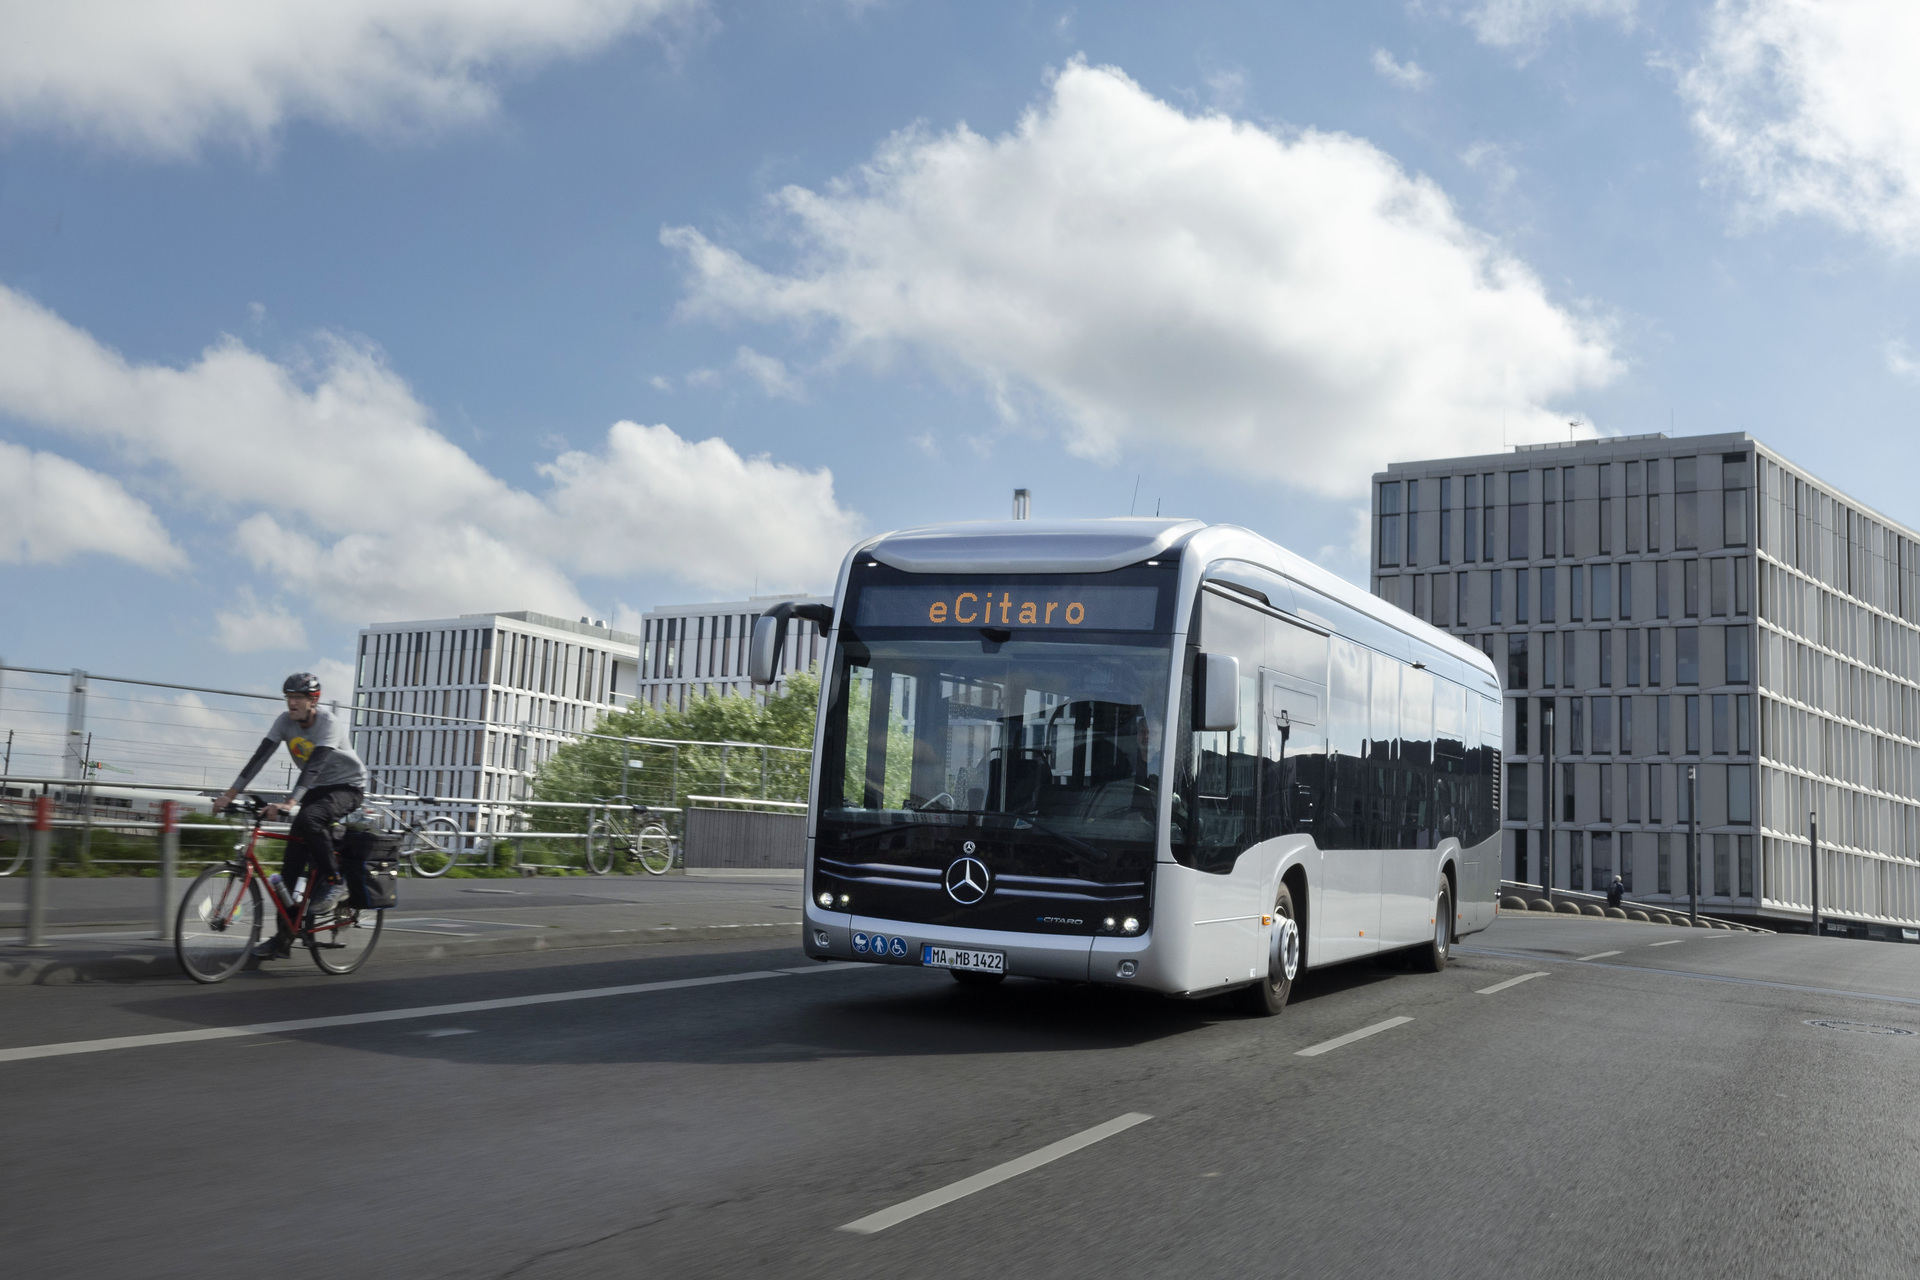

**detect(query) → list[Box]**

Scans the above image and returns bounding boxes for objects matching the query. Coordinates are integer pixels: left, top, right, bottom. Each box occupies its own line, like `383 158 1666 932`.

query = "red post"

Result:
161 800 179 834
157 800 182 940
34 793 52 831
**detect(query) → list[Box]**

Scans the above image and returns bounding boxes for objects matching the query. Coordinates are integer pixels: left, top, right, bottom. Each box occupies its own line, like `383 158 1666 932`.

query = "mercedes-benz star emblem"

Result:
945 856 991 905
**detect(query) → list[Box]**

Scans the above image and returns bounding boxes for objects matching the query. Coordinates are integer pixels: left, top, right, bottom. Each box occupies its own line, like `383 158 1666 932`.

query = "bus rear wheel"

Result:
1240 883 1300 1017
1413 882 1452 973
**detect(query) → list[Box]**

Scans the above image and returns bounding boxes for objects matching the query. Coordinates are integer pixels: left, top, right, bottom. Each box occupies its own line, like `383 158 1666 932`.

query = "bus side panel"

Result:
1135 861 1258 995
1458 829 1501 936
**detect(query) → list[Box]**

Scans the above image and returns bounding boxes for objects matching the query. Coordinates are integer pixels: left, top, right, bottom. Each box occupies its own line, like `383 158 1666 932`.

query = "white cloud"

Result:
1886 340 1920 380
214 588 309 652
733 346 805 399
0 439 186 570
1684 0 1920 255
1371 50 1431 91
1458 0 1638 50
0 0 702 158
0 284 860 620
664 61 1621 500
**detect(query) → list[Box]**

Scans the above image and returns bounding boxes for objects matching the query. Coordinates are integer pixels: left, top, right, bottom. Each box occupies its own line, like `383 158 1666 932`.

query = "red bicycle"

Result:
174 795 383 983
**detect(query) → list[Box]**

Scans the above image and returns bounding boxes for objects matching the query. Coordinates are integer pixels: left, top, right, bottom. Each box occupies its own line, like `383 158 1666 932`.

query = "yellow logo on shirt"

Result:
288 736 315 764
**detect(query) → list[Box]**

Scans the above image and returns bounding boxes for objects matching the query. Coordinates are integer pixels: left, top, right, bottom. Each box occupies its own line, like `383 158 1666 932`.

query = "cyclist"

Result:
215 672 368 960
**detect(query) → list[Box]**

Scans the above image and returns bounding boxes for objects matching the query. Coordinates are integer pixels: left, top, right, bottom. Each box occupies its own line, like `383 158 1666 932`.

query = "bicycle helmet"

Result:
283 671 322 696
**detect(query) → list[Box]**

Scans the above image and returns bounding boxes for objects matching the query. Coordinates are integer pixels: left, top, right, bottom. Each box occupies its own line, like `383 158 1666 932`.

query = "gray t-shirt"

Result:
235 707 367 796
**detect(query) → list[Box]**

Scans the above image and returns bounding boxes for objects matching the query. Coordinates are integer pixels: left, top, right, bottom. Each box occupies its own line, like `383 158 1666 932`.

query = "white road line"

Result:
1295 1015 1413 1057
0 963 872 1065
1476 972 1550 995
838 1113 1152 1235
1577 951 1623 962
1648 940 1685 947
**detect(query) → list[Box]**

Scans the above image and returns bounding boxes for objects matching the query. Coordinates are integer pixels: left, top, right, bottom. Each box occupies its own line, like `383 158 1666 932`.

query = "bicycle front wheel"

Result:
407 817 463 877
0 821 25 876
634 824 674 875
175 864 263 983
308 906 383 975
586 814 630 875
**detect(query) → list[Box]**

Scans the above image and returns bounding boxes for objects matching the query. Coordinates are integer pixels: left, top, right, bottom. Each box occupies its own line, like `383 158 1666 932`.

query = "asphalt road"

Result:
3 915 1918 1280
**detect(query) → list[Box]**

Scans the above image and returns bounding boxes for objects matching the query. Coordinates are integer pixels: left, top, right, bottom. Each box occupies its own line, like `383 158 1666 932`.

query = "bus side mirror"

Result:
1196 653 1240 731
749 615 783 685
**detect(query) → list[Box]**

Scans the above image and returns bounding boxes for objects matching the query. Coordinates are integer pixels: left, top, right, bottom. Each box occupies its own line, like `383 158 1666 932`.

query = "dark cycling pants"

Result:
283 785 363 890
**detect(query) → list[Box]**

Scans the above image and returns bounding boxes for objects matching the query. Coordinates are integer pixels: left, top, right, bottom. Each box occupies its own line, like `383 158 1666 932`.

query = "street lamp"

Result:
1688 763 1700 926
1809 808 1821 937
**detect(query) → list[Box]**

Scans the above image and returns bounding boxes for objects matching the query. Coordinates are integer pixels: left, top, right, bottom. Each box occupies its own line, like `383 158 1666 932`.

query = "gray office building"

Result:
1372 432 1920 936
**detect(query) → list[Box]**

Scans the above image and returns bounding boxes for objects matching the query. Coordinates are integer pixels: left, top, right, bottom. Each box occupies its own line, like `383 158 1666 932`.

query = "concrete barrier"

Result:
1605 906 1628 919
1501 895 1530 911
1528 898 1555 913
1627 910 1650 922
682 807 806 870
1581 904 1605 917
1556 900 1583 915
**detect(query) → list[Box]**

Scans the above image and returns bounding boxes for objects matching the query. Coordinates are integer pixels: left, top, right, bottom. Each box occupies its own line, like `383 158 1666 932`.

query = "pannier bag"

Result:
341 830 403 910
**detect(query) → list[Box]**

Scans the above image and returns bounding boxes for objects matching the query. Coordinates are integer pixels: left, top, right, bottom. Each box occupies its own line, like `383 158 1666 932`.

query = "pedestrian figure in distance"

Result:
1607 875 1625 910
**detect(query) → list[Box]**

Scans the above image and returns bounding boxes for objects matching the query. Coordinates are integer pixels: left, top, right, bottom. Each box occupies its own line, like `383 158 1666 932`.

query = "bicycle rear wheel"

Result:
407 817 463 877
634 824 674 875
0 821 25 876
307 906 383 974
175 864 263 983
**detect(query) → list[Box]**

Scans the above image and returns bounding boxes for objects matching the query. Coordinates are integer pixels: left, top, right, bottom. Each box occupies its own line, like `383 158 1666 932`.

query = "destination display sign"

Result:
853 583 1161 631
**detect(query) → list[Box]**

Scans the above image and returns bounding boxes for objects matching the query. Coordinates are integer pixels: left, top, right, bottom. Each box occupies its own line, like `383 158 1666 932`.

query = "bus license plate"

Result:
921 945 1005 973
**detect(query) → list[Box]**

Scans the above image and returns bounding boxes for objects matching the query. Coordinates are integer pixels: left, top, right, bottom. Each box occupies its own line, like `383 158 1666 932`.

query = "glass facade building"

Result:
1372 432 1920 932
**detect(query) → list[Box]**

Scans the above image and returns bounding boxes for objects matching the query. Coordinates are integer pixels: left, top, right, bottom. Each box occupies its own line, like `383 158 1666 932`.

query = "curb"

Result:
0 921 803 986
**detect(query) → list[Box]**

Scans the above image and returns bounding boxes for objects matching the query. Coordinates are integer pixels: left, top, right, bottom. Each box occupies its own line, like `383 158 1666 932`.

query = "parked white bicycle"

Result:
586 804 676 875
365 789 466 877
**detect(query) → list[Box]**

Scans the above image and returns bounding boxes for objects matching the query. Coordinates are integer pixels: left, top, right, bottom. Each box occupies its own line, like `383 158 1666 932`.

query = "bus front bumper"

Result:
801 900 1153 985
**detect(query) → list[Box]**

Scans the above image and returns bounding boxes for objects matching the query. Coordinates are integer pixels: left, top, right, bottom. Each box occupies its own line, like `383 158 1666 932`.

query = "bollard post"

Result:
156 800 180 940
26 793 52 947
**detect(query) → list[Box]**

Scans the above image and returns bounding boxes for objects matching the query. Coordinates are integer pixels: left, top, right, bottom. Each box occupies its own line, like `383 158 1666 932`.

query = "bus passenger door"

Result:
1316 637 1379 964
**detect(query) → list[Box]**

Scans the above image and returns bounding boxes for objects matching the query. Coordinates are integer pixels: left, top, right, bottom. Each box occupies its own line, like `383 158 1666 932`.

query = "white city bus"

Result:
752 518 1502 1013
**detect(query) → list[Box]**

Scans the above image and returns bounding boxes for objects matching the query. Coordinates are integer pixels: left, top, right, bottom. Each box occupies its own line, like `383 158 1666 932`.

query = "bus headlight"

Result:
817 891 834 908
1103 917 1117 930
1122 917 1141 933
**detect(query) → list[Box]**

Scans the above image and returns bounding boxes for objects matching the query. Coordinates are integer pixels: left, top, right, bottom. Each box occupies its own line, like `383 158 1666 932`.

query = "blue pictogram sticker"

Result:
888 936 908 959
852 933 869 954
868 935 887 956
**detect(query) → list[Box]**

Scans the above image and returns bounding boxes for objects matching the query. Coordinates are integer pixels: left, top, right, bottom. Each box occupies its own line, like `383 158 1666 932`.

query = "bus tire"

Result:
1413 882 1452 973
1239 883 1300 1017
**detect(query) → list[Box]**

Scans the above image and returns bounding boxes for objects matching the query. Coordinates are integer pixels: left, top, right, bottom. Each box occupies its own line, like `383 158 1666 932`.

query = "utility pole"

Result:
1688 764 1700 926
64 669 88 780
1541 699 1554 903
1809 809 1821 937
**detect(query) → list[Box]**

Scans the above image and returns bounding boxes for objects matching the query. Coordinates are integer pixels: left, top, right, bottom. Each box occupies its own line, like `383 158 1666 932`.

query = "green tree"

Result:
527 672 821 844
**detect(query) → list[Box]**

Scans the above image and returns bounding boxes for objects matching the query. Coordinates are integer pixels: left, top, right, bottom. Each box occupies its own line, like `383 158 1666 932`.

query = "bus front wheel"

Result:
1413 882 1452 973
1240 883 1299 1017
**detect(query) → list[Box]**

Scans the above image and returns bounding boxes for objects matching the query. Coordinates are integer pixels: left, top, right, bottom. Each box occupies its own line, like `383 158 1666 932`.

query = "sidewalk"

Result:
0 872 804 985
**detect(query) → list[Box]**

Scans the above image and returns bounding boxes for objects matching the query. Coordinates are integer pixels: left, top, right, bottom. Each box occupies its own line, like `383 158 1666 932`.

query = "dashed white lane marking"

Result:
417 1028 476 1038
1295 1016 1414 1057
1476 972 1550 995
839 1113 1152 1235
1648 940 1686 947
0 962 872 1065
1577 951 1624 962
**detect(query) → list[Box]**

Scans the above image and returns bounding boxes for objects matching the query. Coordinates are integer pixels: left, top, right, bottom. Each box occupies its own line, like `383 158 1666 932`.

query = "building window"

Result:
1516 569 1530 624
1509 633 1529 689
1593 696 1613 753
1710 558 1729 616
1726 626 1750 683
1600 630 1614 687
1464 473 1480 561
1482 471 1497 560
1675 456 1698 550
1540 565 1557 622
1543 631 1558 686
1712 694 1730 753
1650 628 1664 685
1593 828 1613 883
1543 469 1557 558
1571 566 1586 621
1414 574 1429 620
1723 453 1750 547
1627 760 1642 821
1379 482 1402 566
1685 695 1701 753
1439 477 1453 563
1714 833 1731 896
1598 463 1613 556
1655 561 1670 618
1592 563 1612 621
1657 832 1672 893
1506 763 1530 821
1735 556 1751 615
1562 762 1577 823
1490 570 1503 625
1621 695 1635 753
1509 471 1528 560
1647 458 1662 553
1563 630 1577 689
1677 627 1700 684
1627 629 1642 686
1649 764 1662 823
1514 828 1530 883
1729 764 1752 825
1683 559 1700 617
1679 768 1694 823
1433 573 1452 626
1626 460 1644 553
1738 834 1755 896
1570 697 1586 754
1570 829 1585 890
1737 695 1752 752
1406 479 1420 564
1457 572 1470 627
1516 697 1530 754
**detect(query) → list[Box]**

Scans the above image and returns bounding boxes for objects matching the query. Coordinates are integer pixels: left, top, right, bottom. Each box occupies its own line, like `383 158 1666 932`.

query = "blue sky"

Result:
4 0 1920 707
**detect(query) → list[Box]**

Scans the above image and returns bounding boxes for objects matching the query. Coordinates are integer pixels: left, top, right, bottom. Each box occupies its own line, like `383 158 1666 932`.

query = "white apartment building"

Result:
636 595 832 709
351 611 639 825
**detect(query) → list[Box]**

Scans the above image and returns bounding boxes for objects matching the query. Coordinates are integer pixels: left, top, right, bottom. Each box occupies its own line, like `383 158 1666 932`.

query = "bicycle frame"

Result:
213 810 351 943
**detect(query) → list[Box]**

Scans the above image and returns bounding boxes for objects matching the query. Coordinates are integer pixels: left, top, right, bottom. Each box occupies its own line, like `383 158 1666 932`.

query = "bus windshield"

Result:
819 634 1174 841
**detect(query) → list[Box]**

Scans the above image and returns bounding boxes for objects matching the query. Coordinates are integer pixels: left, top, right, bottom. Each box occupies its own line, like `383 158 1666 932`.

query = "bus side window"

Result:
1400 663 1435 848
1176 591 1263 872
1433 678 1469 841
1322 637 1369 852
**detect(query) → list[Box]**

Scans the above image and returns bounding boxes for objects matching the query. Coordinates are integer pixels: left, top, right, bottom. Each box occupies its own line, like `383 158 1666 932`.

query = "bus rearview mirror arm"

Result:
1195 652 1239 731
750 602 836 685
